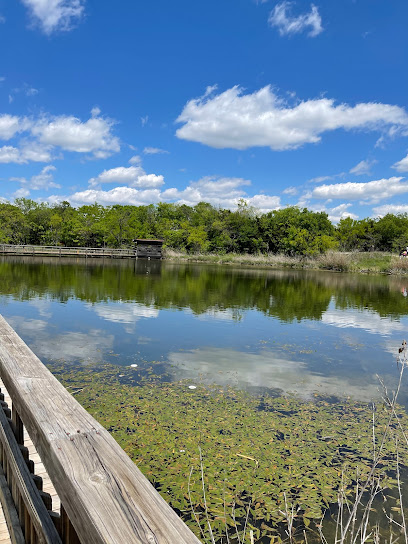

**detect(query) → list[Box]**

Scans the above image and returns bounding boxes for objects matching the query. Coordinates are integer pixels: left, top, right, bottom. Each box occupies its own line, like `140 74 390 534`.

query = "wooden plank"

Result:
0 466 22 544
0 316 200 544
0 402 61 544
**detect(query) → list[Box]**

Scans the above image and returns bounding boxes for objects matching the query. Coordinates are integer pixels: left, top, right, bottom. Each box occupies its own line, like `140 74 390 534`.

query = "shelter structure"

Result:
134 239 164 259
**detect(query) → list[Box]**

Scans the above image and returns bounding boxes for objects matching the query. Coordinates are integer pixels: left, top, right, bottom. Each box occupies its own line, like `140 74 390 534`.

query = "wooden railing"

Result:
0 315 201 543
0 245 135 259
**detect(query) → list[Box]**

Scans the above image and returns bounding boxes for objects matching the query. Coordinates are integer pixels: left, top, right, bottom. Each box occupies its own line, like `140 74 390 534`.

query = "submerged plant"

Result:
50 354 408 543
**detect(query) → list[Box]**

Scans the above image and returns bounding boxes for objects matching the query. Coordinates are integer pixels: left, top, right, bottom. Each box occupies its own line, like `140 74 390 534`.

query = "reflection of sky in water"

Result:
0 265 407 403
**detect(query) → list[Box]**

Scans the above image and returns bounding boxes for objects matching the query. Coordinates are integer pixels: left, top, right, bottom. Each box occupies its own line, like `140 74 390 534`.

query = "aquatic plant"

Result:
50 359 408 543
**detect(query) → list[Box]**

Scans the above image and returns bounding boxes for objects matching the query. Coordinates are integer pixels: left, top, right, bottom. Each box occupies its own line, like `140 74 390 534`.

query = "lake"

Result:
0 255 407 405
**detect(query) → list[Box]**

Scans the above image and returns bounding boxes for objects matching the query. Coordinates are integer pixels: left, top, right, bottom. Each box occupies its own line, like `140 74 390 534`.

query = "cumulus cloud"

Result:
325 203 358 223
0 143 52 163
10 165 61 191
31 113 119 158
143 147 169 155
393 154 408 173
89 166 164 189
0 114 27 140
69 187 162 207
62 175 281 212
349 159 377 176
312 177 408 204
176 86 408 151
372 204 408 217
21 0 85 34
268 2 323 37
0 110 119 160
161 176 253 207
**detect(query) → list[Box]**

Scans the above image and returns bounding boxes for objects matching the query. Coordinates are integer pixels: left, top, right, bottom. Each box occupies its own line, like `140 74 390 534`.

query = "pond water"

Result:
1 255 407 405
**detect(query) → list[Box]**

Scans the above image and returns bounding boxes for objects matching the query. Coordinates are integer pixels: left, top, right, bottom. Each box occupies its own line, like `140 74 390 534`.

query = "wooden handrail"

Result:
0 315 200 543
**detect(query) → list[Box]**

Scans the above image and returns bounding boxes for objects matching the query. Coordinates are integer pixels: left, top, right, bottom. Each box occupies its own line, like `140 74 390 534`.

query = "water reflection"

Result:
168 347 383 401
0 256 406 402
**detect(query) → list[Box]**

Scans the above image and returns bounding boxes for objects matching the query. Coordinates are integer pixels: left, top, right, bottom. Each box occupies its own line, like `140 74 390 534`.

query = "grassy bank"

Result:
164 249 408 275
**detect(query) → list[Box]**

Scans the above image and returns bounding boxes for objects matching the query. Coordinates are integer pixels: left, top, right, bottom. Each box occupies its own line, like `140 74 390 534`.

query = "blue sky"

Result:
0 0 407 222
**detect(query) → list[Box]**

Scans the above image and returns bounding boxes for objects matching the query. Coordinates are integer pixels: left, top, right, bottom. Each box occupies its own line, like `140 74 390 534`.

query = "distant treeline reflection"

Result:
1 257 407 322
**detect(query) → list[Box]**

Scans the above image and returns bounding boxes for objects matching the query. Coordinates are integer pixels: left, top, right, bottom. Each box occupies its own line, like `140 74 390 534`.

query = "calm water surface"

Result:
1 256 408 404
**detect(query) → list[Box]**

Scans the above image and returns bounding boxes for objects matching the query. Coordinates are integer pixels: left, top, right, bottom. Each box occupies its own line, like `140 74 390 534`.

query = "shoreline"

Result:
163 249 408 275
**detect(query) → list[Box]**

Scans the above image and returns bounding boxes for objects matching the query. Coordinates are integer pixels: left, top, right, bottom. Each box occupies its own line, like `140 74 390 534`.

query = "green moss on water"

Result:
50 363 408 543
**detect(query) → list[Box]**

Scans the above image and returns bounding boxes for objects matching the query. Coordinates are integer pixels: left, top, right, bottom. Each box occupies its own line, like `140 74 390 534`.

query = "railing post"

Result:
12 409 24 446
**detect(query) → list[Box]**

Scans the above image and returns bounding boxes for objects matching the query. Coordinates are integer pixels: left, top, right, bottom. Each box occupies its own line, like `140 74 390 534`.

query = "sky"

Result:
0 0 407 222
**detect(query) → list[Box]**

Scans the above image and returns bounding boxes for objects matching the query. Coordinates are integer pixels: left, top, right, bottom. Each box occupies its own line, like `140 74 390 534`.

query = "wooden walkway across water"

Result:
0 315 200 543
0 245 136 259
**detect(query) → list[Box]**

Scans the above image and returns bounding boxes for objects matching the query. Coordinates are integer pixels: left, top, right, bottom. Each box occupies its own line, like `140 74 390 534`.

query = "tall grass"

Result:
163 249 408 275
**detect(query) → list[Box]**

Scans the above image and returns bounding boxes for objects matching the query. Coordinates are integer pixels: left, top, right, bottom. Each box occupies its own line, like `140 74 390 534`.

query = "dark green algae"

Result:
50 362 408 543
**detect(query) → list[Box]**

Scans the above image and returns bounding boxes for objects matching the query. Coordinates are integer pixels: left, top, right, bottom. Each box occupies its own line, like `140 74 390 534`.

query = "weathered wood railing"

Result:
0 315 201 543
0 245 135 259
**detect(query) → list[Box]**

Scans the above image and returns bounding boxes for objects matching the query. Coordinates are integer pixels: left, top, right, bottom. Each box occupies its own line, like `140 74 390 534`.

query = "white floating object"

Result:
180 449 185 453
188 385 197 390
118 374 124 377
130 364 138 368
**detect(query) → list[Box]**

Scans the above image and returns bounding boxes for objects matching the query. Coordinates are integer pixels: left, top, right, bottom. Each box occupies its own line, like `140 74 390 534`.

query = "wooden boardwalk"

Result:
0 244 135 259
0 315 200 543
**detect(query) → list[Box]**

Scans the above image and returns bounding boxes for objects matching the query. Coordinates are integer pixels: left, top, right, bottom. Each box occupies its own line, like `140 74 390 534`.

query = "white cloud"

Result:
309 175 335 184
13 188 31 199
11 165 61 191
141 115 149 127
69 187 162 207
282 186 298 196
372 204 408 217
129 155 142 165
325 203 358 223
0 115 27 140
143 147 169 155
64 175 281 212
349 159 377 176
312 177 408 204
0 143 52 163
89 166 164 189
161 176 252 207
0 146 24 163
268 2 323 37
176 86 408 151
21 0 85 34
20 142 53 162
392 154 408 173
31 112 119 157
245 194 281 213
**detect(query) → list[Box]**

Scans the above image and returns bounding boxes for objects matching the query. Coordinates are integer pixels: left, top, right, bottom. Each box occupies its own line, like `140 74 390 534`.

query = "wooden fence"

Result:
0 315 201 543
0 245 135 259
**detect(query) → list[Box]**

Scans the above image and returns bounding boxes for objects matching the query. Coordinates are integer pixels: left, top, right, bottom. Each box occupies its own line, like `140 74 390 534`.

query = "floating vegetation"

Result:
49 361 408 543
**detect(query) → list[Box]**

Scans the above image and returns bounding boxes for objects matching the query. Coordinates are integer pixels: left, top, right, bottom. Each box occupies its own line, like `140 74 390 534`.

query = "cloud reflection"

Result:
5 316 113 364
168 347 383 402
89 302 159 324
322 308 406 336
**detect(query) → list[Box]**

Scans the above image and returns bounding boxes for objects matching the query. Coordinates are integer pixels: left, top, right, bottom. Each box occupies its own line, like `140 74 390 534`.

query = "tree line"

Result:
0 198 407 255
